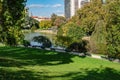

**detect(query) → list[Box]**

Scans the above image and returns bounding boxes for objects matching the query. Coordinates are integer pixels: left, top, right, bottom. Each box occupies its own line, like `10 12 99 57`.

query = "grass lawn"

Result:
0 47 120 80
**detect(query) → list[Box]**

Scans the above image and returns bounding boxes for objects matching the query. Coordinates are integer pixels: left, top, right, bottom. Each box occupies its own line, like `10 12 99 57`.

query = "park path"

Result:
91 54 102 59
46 47 102 59
30 46 119 63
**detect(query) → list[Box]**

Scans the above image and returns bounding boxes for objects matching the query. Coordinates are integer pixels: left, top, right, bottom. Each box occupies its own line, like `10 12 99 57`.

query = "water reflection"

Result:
24 32 56 46
32 35 52 48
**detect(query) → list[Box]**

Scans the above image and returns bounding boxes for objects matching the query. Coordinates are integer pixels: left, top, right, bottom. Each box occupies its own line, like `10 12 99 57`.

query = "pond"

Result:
24 31 56 46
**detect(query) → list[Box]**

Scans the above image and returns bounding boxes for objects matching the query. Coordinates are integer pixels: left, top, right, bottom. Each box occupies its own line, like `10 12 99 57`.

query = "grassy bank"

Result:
0 47 120 80
35 29 57 34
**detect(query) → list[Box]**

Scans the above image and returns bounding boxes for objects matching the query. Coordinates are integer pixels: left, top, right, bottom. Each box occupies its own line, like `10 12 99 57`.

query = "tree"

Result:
56 22 85 47
51 13 66 28
90 20 107 54
71 0 120 58
39 20 52 29
105 0 120 59
22 8 39 30
0 0 26 46
72 0 105 35
51 13 57 26
0 0 2 18
0 0 3 39
53 16 66 28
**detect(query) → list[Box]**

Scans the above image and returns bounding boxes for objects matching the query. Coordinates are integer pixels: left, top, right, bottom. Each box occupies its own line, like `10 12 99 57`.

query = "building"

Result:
64 0 90 19
31 16 51 22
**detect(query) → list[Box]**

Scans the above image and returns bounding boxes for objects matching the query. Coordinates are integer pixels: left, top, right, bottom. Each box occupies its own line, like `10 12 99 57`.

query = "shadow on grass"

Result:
45 67 120 80
0 47 83 67
0 47 120 80
0 67 120 80
0 68 42 80
0 57 28 67
71 67 120 80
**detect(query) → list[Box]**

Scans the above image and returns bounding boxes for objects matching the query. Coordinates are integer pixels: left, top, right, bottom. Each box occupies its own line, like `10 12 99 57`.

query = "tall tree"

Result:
72 0 120 58
72 0 105 35
56 22 85 47
51 13 66 28
0 0 3 38
51 13 57 26
71 0 107 54
105 0 120 58
53 16 66 28
0 0 26 46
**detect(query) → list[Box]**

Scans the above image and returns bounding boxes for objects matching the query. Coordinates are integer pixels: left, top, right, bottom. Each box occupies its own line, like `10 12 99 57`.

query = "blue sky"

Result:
26 0 64 17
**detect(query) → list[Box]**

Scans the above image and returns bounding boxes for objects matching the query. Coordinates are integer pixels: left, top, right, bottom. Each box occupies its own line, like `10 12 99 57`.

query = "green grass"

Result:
0 47 120 80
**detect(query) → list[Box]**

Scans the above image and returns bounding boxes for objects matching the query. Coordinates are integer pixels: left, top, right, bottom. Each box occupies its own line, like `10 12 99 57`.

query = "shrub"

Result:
23 40 30 47
65 40 87 53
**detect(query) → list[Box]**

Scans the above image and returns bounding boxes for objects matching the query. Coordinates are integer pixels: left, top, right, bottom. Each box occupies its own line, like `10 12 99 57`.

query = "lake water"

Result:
24 32 56 46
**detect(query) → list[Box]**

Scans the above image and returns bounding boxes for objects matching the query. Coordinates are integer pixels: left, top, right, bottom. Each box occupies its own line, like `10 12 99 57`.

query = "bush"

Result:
88 20 107 54
65 40 87 53
39 20 52 29
23 40 30 47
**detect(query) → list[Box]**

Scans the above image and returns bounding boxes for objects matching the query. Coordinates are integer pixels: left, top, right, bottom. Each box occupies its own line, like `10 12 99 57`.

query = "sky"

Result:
26 0 64 17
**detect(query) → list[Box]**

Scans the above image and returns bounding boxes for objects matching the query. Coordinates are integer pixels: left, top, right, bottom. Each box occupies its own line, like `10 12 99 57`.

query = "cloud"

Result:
52 4 62 8
56 10 63 14
28 4 45 8
28 4 63 8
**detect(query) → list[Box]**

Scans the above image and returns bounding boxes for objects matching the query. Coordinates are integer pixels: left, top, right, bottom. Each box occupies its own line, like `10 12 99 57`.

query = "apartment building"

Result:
64 0 90 19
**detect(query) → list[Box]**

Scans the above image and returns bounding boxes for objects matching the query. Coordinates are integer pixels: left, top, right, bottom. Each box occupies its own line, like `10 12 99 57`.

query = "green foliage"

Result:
51 13 66 28
53 16 66 28
72 0 105 35
0 0 2 15
90 20 107 54
106 25 120 58
0 1 2 32
30 18 39 32
39 20 52 29
51 13 57 26
66 41 87 53
105 0 120 58
56 22 85 47
71 0 120 58
55 35 72 47
23 40 30 47
22 10 39 30
0 0 26 46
